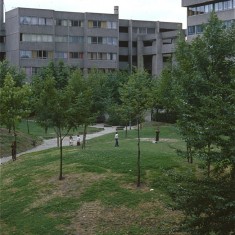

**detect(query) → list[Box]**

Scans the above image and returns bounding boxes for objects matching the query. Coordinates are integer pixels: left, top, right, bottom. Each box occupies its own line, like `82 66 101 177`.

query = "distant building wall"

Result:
3 5 184 77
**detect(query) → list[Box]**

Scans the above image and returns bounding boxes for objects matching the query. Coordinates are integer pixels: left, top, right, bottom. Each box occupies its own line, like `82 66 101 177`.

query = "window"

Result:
205 4 213 13
196 25 203 34
215 2 223 11
37 50 47 59
147 28 155 34
92 21 101 28
20 17 31 24
31 17 38 25
69 36 83 43
0 36 5 43
224 0 232 10
199 6 205 14
88 52 97 60
119 26 128 33
107 21 117 29
139 27 147 34
32 67 40 75
55 36 67 43
57 19 68 26
39 18 46 25
46 18 53 26
188 26 195 35
107 37 117 45
21 34 53 42
55 52 68 59
20 50 32 58
188 7 197 16
132 27 138 34
20 16 53 26
107 53 117 61
224 20 233 28
97 53 102 60
69 52 79 58
71 20 78 26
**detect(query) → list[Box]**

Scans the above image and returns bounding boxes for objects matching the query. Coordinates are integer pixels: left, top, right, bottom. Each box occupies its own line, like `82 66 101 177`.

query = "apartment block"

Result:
0 1 183 77
182 0 235 40
0 0 5 61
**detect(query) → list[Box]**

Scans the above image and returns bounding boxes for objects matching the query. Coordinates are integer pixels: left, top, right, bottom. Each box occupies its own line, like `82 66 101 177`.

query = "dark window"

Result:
119 41 128 47
143 41 152 47
132 41 137 47
37 50 47 59
119 55 128 62
0 36 5 43
70 52 79 58
119 26 128 33
71 20 78 26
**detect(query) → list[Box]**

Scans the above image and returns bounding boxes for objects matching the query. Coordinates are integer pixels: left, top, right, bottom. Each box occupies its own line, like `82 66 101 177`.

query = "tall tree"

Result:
170 13 235 234
119 69 152 187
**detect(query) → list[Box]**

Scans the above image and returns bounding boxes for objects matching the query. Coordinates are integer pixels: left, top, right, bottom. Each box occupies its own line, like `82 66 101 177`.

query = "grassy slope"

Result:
0 120 103 158
0 123 195 235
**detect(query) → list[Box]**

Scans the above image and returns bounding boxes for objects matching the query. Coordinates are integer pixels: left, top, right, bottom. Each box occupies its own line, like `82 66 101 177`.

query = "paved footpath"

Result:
0 124 117 165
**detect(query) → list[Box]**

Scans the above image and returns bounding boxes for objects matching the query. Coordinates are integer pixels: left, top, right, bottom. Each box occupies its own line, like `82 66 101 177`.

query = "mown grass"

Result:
0 123 198 235
0 120 103 158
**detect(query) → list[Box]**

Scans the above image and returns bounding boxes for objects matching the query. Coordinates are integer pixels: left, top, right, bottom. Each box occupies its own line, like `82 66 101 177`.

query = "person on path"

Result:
69 135 73 146
114 132 119 147
76 134 81 146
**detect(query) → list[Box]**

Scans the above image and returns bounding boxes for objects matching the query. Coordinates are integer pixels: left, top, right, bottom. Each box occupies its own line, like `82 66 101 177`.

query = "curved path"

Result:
0 124 117 165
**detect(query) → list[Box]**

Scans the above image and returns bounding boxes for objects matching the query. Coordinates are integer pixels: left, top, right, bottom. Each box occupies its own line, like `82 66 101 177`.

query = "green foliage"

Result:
170 178 235 235
164 13 235 235
0 60 26 87
0 73 31 132
119 69 153 123
37 60 71 89
173 13 235 178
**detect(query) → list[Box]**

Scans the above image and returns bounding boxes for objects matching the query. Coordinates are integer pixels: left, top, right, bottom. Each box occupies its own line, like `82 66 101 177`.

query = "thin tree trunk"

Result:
137 119 141 187
82 124 87 149
27 119 30 134
59 134 63 180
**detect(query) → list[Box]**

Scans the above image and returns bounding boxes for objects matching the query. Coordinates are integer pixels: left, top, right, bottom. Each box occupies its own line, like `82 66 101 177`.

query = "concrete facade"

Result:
0 0 5 61
0 2 183 77
182 0 235 41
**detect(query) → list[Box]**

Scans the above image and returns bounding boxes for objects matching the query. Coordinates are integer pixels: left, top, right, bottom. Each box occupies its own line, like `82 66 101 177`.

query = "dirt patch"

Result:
25 172 107 213
139 138 178 143
68 200 185 235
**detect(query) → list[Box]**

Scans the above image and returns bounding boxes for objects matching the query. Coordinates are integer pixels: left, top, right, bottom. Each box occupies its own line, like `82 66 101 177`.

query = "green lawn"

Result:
0 123 196 235
0 120 103 158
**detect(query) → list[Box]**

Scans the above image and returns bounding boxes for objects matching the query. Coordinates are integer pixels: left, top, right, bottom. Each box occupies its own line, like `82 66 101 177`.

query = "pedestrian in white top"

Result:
115 132 119 147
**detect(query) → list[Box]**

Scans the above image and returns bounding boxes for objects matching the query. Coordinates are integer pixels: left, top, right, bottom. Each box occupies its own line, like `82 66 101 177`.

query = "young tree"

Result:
67 69 108 149
0 73 31 159
33 75 73 180
119 69 152 187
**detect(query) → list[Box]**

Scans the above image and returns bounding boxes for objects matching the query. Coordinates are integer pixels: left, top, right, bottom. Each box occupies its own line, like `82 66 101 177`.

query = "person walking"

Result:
76 134 81 146
69 135 73 146
114 132 119 147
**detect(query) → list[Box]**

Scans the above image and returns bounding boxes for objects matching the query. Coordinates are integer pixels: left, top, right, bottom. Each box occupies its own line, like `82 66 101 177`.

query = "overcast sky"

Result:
3 0 187 28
